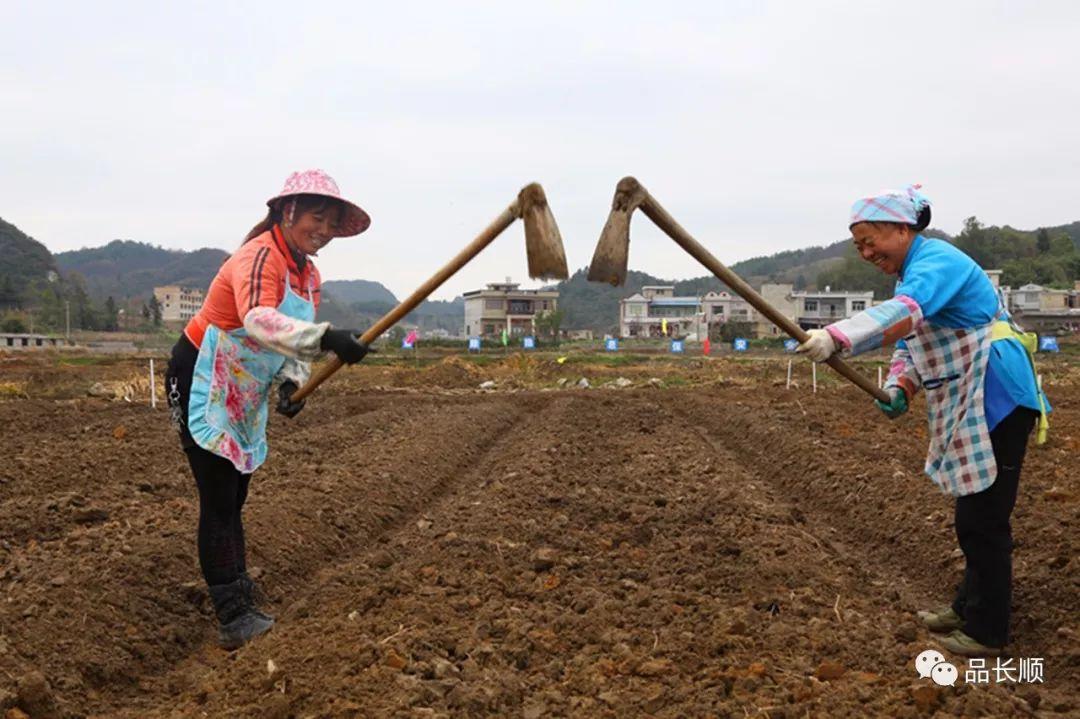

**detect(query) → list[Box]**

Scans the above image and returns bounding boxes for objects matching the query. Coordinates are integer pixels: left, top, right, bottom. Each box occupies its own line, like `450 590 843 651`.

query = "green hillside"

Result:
318 295 465 334
55 240 228 299
0 218 120 332
555 268 672 334
0 217 59 309
322 279 398 305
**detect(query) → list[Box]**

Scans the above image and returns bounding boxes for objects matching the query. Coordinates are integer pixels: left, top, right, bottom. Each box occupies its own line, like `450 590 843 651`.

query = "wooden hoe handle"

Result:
290 202 521 403
636 187 890 404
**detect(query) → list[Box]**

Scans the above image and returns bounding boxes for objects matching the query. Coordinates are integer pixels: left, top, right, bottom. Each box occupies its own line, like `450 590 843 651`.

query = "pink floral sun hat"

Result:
267 169 371 237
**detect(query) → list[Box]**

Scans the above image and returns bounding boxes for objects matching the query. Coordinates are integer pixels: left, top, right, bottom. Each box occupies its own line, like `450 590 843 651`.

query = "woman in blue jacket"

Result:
798 185 1048 657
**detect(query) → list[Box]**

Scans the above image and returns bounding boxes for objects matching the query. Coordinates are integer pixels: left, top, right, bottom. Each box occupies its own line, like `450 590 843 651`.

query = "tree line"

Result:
0 272 163 335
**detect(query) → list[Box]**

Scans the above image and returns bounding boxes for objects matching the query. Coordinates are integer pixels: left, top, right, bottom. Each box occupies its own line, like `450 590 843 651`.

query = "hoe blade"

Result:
518 183 569 280
587 176 645 287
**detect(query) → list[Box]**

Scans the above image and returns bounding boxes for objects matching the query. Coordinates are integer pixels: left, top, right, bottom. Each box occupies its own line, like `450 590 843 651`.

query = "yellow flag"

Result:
661 318 668 335
556 356 568 364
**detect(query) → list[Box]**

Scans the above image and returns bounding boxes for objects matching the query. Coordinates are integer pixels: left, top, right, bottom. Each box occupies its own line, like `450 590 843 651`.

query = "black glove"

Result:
320 328 369 365
276 381 306 419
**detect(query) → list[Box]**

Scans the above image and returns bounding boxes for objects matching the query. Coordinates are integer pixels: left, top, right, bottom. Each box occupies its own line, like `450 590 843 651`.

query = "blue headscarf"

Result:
849 184 931 228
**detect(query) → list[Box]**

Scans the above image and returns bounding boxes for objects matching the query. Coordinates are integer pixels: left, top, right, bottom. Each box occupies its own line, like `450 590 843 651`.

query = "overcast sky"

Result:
2 1 1078 300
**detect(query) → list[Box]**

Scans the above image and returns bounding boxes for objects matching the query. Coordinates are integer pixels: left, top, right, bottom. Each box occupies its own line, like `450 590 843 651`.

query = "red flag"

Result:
405 330 418 345
703 337 711 355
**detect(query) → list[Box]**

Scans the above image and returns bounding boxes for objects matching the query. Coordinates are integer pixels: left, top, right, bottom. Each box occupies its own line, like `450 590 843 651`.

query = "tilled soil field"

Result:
0 353 1077 718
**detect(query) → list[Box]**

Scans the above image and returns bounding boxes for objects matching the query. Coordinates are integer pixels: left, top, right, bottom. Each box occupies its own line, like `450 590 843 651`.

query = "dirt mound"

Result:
418 356 489 388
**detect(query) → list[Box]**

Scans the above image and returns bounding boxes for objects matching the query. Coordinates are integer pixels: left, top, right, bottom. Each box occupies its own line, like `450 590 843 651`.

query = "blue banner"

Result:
523 336 536 350
784 338 799 353
605 338 618 352
670 340 684 353
468 337 481 352
733 338 749 352
1039 336 1060 352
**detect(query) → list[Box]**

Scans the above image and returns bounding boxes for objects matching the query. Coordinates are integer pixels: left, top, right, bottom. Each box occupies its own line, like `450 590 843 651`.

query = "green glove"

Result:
875 387 908 419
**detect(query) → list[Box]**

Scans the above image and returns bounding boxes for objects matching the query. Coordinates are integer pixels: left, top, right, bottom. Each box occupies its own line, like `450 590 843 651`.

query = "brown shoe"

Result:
917 606 964 633
940 630 1002 657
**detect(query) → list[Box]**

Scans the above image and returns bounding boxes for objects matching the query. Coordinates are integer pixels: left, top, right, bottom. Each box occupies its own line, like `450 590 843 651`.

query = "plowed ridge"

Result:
0 381 1073 717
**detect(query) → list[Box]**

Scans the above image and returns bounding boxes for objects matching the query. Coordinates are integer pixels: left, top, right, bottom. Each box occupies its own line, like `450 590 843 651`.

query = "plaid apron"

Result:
906 317 996 496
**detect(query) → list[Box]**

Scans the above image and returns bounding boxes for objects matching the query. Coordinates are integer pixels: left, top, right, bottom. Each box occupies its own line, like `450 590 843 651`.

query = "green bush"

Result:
1 315 27 333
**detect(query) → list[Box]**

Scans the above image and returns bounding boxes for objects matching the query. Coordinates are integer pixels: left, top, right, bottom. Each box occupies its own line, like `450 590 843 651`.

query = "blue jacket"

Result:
894 235 1048 430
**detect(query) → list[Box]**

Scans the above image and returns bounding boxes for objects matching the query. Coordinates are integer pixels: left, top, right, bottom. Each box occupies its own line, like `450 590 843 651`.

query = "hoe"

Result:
292 183 569 402
588 176 889 402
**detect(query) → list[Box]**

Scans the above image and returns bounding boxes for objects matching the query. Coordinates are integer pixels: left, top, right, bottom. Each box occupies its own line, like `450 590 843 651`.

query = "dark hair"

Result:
243 194 347 243
912 205 931 232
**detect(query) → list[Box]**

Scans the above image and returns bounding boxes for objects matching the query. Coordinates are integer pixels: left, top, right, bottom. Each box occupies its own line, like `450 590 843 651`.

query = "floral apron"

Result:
187 273 314 473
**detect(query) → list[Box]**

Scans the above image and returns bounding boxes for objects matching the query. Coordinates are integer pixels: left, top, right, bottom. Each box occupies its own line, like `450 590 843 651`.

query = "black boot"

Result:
239 571 274 622
208 578 274 650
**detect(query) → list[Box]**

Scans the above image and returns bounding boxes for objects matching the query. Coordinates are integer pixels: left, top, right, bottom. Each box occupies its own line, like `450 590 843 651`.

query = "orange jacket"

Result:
185 226 321 348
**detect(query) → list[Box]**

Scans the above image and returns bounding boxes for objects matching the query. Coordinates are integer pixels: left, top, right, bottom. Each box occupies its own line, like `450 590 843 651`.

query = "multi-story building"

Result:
154 285 205 323
700 290 755 327
620 286 708 338
725 283 873 333
793 287 874 329
756 284 799 338
619 283 878 339
1010 283 1070 313
463 282 559 338
1007 282 1080 333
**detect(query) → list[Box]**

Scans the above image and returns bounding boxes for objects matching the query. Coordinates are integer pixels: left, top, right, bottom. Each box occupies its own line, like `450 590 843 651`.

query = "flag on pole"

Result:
703 337 711 355
405 329 418 345
501 328 509 346
661 318 668 336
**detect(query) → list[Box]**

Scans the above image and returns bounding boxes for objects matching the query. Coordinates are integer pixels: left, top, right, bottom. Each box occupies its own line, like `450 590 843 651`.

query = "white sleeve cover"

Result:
242 306 329 362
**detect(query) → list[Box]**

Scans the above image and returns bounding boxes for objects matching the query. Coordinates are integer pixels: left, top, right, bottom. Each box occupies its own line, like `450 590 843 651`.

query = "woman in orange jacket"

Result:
165 169 371 649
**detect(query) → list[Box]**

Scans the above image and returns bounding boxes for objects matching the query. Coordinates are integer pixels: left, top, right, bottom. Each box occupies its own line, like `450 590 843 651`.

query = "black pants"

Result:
951 407 1038 648
166 336 252 587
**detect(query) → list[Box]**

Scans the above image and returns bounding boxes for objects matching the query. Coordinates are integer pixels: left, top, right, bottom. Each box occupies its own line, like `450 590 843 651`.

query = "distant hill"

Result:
318 274 465 332
318 294 465 334
55 240 228 299
1048 220 1080 248
7 215 1077 336
0 217 60 307
321 279 398 305
554 268 673 334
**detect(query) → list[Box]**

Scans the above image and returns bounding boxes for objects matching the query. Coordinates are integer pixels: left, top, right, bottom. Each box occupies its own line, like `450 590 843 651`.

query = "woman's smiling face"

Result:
851 222 915 276
284 202 342 256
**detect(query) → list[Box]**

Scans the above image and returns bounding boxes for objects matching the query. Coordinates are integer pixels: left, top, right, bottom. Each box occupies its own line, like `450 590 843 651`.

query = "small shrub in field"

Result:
0 381 28 398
